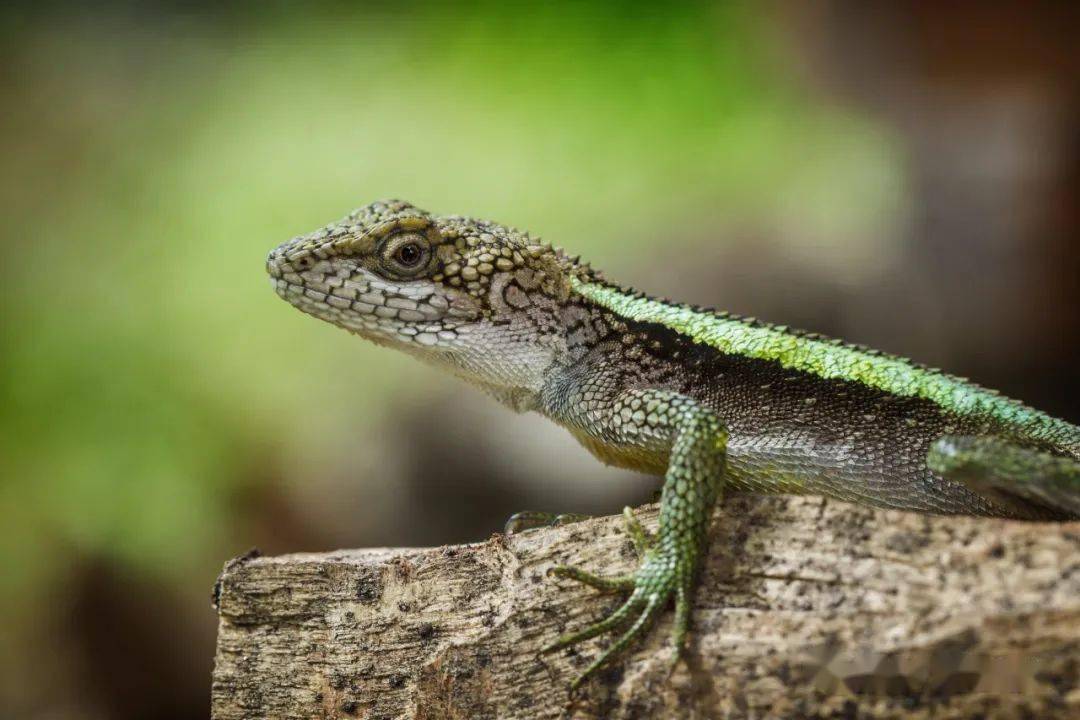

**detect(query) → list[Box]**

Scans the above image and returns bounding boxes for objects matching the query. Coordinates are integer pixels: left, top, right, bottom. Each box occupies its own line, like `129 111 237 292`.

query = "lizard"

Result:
265 199 1080 689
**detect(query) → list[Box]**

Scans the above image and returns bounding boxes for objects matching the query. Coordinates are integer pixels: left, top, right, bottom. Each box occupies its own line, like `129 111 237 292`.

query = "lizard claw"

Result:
548 565 634 593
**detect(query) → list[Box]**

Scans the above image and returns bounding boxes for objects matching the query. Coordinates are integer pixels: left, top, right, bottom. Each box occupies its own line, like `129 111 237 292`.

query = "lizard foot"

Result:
504 511 591 535
542 543 692 691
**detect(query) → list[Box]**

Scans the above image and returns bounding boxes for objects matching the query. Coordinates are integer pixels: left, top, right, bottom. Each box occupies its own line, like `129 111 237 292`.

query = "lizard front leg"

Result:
542 390 727 690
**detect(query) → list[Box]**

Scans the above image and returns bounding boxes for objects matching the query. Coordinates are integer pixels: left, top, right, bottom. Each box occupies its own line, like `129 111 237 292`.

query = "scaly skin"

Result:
266 199 1080 689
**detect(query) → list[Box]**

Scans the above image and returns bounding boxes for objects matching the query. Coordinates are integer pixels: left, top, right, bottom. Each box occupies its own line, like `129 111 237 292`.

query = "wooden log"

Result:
211 495 1080 719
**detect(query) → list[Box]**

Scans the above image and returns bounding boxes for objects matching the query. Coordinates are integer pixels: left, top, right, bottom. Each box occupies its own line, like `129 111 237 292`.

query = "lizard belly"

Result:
568 425 863 494
571 425 999 516
725 432 1003 515
725 433 864 497
569 429 670 476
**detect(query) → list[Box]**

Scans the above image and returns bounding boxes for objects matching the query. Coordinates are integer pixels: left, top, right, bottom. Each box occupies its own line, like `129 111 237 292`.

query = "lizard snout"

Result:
266 235 315 279
265 247 285 279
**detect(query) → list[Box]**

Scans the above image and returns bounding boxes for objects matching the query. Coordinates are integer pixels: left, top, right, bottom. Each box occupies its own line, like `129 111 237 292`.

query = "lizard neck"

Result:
437 264 600 414
436 322 562 414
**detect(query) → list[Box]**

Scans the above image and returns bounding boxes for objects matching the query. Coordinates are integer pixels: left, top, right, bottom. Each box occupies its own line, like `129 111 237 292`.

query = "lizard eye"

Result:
381 233 431 276
396 243 422 266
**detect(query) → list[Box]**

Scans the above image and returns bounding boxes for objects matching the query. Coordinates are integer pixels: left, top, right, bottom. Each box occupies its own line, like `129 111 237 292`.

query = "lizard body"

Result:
267 200 1080 687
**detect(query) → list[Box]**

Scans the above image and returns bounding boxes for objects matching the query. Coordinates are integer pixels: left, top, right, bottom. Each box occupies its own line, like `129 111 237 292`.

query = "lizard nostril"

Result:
266 250 283 278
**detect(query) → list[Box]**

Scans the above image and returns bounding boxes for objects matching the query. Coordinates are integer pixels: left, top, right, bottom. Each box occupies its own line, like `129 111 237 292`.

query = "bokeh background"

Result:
1 1 1077 717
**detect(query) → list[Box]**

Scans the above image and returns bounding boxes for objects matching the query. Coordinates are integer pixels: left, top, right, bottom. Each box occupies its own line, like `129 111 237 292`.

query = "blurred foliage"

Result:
0 0 899 685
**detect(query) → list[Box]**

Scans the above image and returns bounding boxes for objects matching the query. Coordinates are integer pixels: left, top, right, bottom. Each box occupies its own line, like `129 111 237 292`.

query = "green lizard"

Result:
266 199 1080 689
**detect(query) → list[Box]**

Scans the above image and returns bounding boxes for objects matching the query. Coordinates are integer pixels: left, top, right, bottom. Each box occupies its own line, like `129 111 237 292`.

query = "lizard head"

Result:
266 199 587 410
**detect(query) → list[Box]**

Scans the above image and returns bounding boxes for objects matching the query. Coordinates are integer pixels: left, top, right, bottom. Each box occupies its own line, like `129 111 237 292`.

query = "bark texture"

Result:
211 495 1080 719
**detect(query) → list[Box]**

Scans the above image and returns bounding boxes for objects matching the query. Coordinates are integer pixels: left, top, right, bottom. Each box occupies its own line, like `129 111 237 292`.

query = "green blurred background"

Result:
1 1 1077 717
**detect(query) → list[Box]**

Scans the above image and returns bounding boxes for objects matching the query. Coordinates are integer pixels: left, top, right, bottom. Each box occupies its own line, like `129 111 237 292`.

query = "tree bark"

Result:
211 495 1080 719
